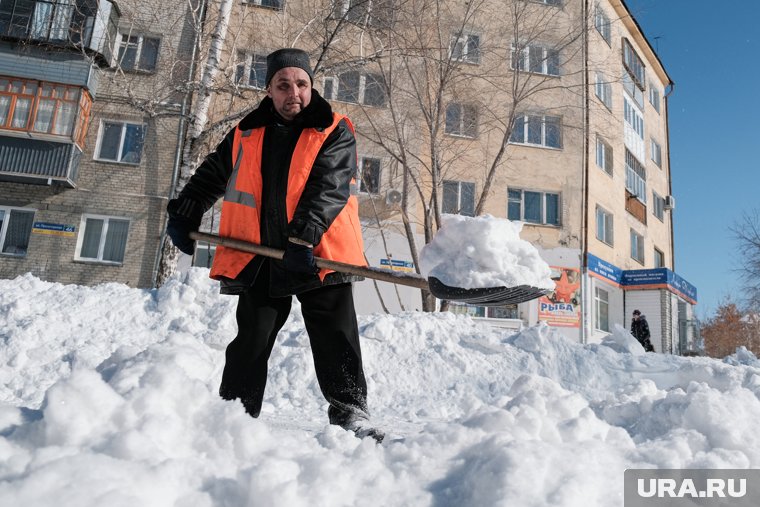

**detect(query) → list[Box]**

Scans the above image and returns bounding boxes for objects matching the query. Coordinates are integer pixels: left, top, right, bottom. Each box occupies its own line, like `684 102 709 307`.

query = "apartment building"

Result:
0 0 195 287
0 0 697 353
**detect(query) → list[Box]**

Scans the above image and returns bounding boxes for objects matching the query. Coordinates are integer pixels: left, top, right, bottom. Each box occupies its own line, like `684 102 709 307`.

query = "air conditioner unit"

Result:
664 195 675 210
385 189 402 206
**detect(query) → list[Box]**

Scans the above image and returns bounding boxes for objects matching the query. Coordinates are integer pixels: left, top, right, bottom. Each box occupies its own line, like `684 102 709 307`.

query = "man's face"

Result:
267 67 312 121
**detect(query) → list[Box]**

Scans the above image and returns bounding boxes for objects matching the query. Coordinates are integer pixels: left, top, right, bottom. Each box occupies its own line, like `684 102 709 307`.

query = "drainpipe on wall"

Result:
664 81 676 272
580 0 591 344
151 0 208 287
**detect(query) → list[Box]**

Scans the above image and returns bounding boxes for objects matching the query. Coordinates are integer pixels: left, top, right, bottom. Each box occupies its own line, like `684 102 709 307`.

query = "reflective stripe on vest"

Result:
209 113 366 281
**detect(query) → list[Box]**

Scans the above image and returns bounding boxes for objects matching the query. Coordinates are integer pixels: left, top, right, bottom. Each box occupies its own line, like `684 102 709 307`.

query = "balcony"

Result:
0 0 120 67
0 76 91 186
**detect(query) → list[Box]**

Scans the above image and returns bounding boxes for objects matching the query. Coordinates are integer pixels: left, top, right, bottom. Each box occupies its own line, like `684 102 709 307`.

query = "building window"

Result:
630 228 644 264
76 215 129 264
450 33 480 64
193 243 216 268
594 286 610 332
625 149 647 203
324 71 387 107
622 71 644 109
445 103 478 138
358 156 381 194
510 114 562 148
652 192 665 221
622 38 646 91
244 0 283 9
0 206 35 256
235 52 267 89
594 5 611 44
337 0 392 28
650 138 662 167
95 120 146 164
595 72 612 109
596 136 613 175
596 206 613 245
508 188 560 226
535 0 561 5
511 44 560 76
0 77 92 147
114 33 160 72
442 180 475 216
649 81 660 113
623 96 644 140
29 0 75 41
654 247 664 268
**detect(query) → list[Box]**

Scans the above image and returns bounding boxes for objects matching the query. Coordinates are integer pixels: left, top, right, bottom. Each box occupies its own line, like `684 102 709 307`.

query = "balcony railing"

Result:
0 0 120 66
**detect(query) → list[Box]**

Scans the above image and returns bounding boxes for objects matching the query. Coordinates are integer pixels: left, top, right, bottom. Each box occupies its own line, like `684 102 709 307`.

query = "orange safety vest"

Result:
209 112 366 282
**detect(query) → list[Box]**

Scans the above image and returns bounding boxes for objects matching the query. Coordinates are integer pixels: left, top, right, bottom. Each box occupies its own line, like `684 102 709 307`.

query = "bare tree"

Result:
731 209 760 308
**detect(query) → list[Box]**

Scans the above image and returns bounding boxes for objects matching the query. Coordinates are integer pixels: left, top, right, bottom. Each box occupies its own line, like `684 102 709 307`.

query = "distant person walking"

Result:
631 309 655 352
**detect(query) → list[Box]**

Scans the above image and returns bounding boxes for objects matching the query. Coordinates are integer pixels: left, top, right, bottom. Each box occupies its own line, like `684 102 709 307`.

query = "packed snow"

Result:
420 214 555 289
1 270 759 507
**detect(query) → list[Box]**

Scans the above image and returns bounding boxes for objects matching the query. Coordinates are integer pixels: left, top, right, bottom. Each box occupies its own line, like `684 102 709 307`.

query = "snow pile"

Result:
420 214 555 289
1 272 760 507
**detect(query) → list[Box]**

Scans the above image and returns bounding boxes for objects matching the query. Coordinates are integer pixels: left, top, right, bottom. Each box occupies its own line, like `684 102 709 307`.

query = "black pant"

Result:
219 264 368 424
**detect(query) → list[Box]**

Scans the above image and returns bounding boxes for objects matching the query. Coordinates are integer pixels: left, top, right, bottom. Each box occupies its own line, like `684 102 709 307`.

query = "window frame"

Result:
235 51 268 90
0 76 91 147
445 102 478 138
652 192 665 221
511 43 560 77
243 0 284 10
595 72 612 110
449 32 481 64
654 247 664 268
94 119 147 165
594 4 611 45
595 205 614 246
113 33 161 73
594 286 610 332
323 71 387 107
623 95 644 140
630 228 645 264
442 180 476 217
510 114 563 149
596 136 613 176
357 156 381 194
648 81 661 113
650 138 662 167
622 38 646 91
508 187 561 226
625 149 647 204
0 205 36 257
75 214 130 265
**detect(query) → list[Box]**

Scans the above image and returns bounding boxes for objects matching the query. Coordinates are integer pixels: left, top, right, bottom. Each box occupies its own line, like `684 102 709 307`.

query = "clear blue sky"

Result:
624 0 760 318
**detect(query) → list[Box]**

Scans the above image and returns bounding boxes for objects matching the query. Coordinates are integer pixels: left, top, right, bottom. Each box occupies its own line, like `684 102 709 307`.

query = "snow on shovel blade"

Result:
428 277 551 306
187 232 548 305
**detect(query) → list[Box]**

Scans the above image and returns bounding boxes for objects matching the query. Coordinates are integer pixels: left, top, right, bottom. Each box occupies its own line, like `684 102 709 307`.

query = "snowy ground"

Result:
1 269 759 507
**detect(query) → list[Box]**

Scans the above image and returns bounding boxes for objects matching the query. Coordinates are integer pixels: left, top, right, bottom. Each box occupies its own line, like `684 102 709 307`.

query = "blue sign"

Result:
380 258 415 272
587 254 698 303
587 253 623 285
32 222 76 236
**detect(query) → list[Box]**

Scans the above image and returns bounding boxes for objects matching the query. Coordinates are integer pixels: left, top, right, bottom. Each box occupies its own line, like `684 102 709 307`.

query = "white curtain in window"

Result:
33 99 55 133
54 101 75 135
11 97 31 128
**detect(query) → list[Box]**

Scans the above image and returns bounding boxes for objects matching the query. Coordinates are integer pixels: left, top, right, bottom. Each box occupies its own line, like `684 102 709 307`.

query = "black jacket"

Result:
631 315 654 351
168 91 361 296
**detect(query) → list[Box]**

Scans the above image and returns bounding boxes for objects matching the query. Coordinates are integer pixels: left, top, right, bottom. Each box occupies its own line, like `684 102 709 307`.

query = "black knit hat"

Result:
633 309 641 316
265 48 314 86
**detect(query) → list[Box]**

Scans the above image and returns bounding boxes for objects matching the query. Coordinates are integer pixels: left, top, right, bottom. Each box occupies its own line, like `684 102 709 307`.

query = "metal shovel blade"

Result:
187 231 550 305
428 277 551 306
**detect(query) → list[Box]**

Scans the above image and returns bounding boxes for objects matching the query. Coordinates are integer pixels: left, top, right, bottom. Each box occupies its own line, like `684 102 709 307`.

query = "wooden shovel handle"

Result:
189 231 430 290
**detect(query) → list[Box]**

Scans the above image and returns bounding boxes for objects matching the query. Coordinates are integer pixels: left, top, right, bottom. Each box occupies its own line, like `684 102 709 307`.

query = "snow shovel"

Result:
189 231 550 305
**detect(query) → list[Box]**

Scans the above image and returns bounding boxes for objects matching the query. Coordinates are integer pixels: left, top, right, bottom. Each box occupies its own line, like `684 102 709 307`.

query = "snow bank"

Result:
419 214 555 289
1 272 759 506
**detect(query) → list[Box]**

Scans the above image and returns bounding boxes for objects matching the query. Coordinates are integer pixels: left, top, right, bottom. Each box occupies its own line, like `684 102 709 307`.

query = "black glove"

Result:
282 240 319 274
166 198 202 256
